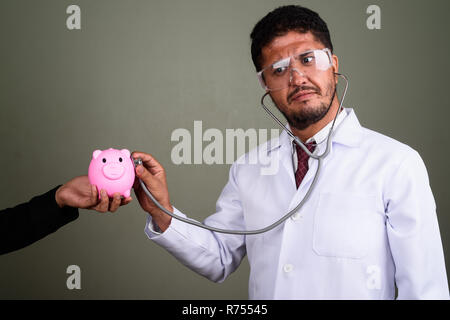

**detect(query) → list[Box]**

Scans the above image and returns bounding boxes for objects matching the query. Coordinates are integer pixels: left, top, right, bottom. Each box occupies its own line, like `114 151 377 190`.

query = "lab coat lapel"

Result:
266 124 322 214
282 108 364 212
285 143 324 213
265 127 297 189
280 146 296 189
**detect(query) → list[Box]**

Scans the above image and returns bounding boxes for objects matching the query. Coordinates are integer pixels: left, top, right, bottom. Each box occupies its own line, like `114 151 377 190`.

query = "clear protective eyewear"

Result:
257 48 333 91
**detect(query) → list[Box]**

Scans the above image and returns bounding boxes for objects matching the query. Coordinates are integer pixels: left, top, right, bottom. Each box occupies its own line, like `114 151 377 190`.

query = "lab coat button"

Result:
283 264 294 273
291 212 302 221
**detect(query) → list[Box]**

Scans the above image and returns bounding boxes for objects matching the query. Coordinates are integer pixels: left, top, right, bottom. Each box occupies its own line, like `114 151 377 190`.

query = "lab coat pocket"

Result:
313 192 375 259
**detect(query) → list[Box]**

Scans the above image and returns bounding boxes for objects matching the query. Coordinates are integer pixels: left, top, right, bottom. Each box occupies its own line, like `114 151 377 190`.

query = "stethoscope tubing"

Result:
137 73 349 235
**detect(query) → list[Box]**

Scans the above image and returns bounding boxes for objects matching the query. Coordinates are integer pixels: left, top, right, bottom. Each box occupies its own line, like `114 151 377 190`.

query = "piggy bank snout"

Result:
102 163 126 180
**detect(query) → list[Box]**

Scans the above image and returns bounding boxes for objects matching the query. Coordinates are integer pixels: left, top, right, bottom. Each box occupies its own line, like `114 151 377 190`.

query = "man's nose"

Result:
289 68 308 86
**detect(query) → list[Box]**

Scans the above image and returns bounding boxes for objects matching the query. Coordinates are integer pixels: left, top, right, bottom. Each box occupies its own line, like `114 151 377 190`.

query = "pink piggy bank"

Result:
88 148 135 198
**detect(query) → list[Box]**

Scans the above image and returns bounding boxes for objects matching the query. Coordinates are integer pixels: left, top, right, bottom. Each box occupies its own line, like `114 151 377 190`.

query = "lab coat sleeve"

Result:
385 149 449 299
144 162 246 283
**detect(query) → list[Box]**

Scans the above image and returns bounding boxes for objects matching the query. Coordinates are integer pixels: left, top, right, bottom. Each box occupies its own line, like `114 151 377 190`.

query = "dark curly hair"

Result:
250 5 333 71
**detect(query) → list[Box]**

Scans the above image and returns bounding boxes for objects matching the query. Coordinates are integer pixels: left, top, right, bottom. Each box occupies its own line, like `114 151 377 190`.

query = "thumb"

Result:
135 164 158 189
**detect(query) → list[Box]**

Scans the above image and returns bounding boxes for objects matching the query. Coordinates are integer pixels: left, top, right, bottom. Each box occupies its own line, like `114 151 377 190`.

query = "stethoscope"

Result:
135 72 349 235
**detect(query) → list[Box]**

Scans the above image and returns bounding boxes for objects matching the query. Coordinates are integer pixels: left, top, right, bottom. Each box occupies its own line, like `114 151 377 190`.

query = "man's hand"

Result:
131 151 173 232
55 175 132 212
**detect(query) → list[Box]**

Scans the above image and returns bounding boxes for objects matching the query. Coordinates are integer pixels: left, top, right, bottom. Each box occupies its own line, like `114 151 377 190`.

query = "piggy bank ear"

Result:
120 149 131 158
93 150 102 159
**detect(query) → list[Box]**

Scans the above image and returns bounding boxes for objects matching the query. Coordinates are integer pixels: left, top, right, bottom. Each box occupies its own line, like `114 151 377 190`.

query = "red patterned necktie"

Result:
293 140 316 189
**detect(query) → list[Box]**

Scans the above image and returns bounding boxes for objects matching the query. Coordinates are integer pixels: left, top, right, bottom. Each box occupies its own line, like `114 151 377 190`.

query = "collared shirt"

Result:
290 108 346 173
144 108 449 299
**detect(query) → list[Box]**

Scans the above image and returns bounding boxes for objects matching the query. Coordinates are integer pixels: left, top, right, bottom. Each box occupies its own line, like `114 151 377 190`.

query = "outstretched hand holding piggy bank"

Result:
88 148 135 198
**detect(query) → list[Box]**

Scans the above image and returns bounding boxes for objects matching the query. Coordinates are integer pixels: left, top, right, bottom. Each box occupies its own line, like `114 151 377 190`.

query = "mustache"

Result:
287 86 320 104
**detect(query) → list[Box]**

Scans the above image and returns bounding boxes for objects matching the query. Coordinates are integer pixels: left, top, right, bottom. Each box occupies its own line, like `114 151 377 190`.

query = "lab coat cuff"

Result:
145 214 162 235
144 206 188 241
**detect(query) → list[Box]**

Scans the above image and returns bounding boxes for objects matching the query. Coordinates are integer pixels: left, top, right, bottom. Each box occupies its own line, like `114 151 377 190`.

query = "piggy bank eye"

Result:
119 157 123 162
102 158 106 163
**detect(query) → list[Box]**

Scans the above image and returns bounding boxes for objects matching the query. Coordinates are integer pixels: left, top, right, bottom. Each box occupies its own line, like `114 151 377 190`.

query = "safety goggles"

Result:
257 48 333 91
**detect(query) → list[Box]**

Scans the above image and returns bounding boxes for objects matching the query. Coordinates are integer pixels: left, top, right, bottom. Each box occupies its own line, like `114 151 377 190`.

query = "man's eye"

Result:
302 56 314 64
272 66 287 75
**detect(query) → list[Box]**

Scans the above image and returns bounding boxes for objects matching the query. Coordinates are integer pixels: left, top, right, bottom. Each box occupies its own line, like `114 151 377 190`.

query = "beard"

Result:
277 80 336 131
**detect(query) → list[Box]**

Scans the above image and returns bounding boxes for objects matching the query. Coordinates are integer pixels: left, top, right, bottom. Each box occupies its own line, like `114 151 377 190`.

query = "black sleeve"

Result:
0 185 79 255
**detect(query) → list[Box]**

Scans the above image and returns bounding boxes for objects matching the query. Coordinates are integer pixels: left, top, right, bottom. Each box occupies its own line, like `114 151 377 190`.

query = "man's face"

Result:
260 31 339 131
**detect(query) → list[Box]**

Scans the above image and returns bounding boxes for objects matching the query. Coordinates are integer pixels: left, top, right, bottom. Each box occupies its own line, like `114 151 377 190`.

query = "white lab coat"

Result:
145 108 449 299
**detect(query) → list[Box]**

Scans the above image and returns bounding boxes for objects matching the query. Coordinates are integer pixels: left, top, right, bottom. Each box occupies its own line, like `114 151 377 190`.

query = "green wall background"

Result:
0 0 449 299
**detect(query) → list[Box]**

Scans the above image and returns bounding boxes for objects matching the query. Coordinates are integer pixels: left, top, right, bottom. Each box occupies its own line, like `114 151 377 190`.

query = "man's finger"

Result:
133 177 140 190
90 184 98 204
97 189 109 213
121 197 133 206
131 151 164 175
109 193 121 212
135 164 160 190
